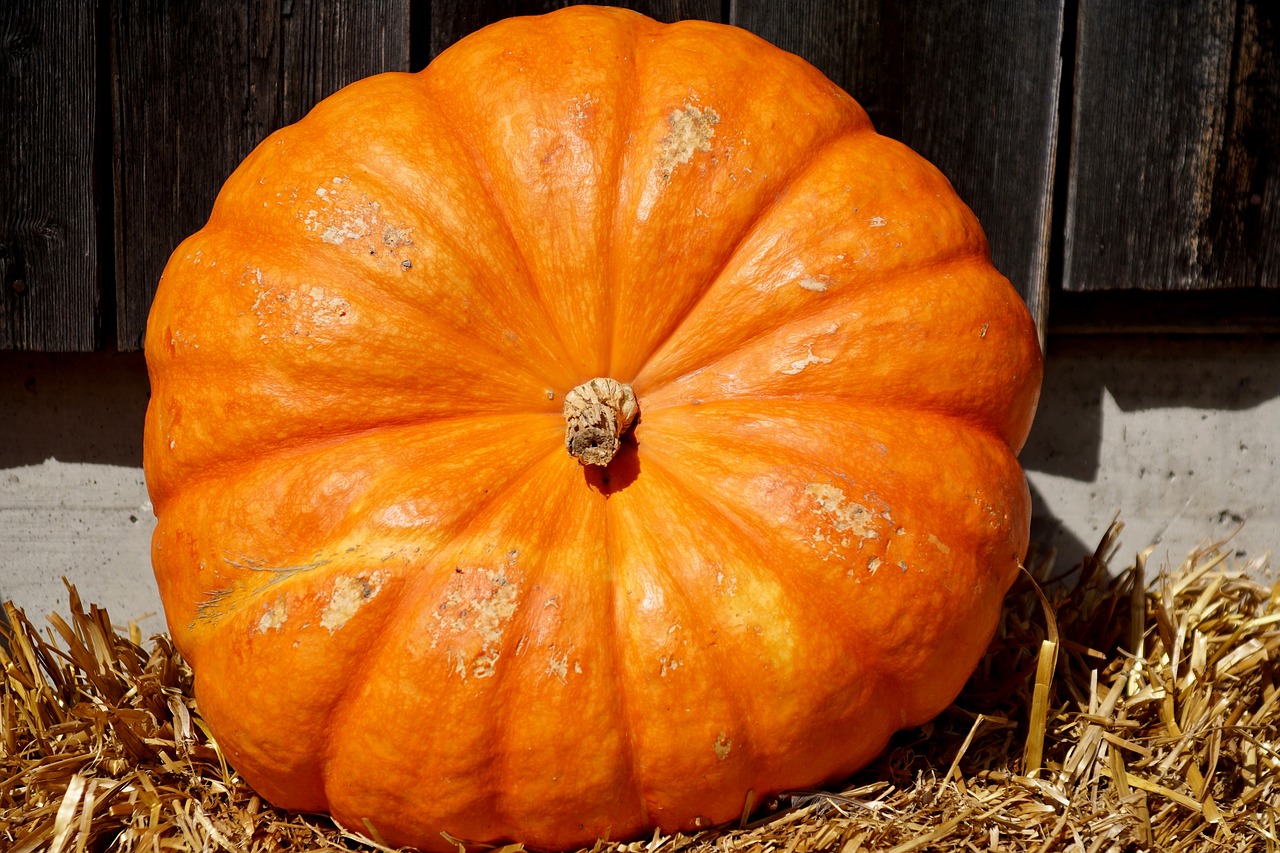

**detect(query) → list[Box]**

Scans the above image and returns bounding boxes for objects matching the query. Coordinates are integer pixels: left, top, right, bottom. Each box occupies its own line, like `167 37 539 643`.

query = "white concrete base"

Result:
1 458 160 626
1023 336 1278 577
0 353 163 628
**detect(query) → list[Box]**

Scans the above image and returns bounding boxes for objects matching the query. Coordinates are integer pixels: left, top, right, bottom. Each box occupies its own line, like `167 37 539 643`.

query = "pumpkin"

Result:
143 6 1042 851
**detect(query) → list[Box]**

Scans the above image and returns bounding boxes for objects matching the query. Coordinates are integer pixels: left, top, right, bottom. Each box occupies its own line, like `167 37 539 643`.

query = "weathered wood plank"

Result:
1050 289 1280 335
112 1 412 351
0 3 100 351
1065 0 1280 293
429 0 723 60
429 0 540 58
732 0 1063 335
730 0 853 87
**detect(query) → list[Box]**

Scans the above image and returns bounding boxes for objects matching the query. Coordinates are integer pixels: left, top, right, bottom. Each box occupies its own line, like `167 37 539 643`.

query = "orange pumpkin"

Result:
144 6 1042 850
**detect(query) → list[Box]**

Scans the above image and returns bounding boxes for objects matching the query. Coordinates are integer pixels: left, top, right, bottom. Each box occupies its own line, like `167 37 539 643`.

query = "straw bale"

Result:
2 522 1276 852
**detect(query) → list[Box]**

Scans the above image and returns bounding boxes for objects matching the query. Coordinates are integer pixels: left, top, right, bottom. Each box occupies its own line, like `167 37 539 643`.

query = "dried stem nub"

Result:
563 378 638 466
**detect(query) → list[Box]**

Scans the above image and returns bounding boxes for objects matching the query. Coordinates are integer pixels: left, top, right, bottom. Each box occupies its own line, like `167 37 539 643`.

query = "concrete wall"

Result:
1 353 159 627
2 338 1276 628
1024 336 1278 575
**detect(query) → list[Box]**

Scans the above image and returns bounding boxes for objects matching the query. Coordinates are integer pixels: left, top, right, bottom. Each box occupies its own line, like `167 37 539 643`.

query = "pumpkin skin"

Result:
143 6 1042 851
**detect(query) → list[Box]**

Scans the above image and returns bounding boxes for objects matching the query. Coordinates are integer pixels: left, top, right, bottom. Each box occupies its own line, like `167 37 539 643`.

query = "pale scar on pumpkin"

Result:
195 553 336 629
660 104 721 179
430 565 521 679
779 347 833 376
636 103 720 222
320 572 387 634
545 651 568 683
544 648 582 684
248 275 352 342
381 224 412 248
304 177 414 262
569 93 599 123
714 732 732 761
771 259 832 294
658 623 684 677
255 597 288 634
308 177 367 245
656 104 720 182
777 322 839 375
803 483 892 563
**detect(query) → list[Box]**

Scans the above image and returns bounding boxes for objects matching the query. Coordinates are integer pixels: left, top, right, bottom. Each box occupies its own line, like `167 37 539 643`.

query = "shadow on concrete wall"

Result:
1023 335 1279 480
1020 334 1280 571
0 352 150 469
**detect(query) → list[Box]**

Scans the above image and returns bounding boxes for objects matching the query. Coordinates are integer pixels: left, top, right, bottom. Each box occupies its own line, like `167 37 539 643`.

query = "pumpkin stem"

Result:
563 378 638 466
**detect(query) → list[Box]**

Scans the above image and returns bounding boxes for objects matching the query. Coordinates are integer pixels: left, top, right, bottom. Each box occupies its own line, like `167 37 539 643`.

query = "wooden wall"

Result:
2 0 1276 351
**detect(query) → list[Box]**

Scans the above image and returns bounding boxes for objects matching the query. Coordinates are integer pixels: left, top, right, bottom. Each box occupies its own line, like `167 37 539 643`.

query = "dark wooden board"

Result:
731 0 1064 336
1065 0 1280 293
111 0 412 351
0 3 100 351
1050 289 1280 335
428 0 723 60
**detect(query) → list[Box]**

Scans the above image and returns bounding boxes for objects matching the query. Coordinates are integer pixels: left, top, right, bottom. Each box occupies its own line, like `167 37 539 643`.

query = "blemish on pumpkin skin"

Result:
303 179 412 268
715 571 739 597
254 598 288 634
569 93 598 123
316 204 371 245
320 572 386 634
777 323 840 375
635 103 721 223
714 733 732 761
805 484 878 539
249 280 352 341
376 502 439 530
658 624 685 677
969 492 1008 531
431 564 522 679
804 484 895 563
656 105 720 182
545 648 573 684
779 347 833 376
381 224 412 248
547 654 568 683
